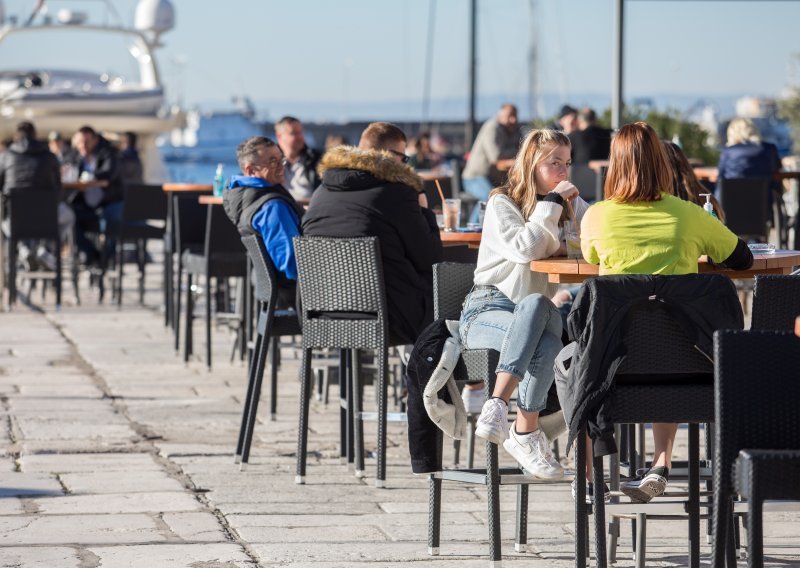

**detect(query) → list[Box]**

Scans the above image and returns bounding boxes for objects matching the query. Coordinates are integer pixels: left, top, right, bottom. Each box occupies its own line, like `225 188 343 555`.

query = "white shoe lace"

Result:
479 400 505 426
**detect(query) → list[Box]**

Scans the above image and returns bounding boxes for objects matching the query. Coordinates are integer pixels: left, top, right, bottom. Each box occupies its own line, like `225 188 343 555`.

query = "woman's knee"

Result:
515 294 561 328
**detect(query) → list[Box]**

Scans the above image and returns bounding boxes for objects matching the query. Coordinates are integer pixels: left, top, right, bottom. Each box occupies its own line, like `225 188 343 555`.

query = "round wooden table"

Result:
162 183 213 193
795 316 800 337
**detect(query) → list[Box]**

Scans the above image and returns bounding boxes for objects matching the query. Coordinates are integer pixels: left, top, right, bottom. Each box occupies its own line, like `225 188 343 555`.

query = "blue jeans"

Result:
458 286 563 412
462 176 492 224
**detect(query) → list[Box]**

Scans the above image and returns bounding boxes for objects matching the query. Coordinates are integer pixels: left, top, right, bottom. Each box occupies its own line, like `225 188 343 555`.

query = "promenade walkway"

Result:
1 273 798 566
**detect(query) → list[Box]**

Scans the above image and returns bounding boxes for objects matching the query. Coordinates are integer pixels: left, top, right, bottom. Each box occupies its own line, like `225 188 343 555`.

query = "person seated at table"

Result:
459 128 589 480
70 126 124 267
302 121 443 345
568 107 612 165
662 140 725 221
0 121 72 270
579 121 752 503
461 103 523 220
222 136 305 308
118 131 144 185
716 117 781 206
408 131 442 170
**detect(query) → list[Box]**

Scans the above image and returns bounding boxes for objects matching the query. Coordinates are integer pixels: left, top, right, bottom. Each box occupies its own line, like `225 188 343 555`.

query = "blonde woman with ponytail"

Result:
458 129 589 479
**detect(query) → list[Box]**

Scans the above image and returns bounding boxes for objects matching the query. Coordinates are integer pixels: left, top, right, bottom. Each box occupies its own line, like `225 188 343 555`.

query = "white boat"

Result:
0 0 183 182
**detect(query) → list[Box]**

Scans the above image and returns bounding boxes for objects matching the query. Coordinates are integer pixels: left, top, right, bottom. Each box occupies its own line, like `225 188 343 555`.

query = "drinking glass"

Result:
564 221 582 259
443 198 461 232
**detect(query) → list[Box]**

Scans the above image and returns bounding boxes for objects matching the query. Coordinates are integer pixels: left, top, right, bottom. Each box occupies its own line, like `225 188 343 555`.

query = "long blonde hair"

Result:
490 129 571 219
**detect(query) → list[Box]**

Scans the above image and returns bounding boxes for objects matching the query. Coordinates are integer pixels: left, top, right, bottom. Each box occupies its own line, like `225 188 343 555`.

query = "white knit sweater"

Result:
473 194 590 304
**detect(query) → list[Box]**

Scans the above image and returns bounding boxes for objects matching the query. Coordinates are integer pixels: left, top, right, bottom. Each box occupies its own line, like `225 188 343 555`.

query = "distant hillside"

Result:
195 92 751 124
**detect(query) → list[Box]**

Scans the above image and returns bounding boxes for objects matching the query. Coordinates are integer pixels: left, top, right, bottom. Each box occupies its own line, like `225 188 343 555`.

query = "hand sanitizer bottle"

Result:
699 193 717 219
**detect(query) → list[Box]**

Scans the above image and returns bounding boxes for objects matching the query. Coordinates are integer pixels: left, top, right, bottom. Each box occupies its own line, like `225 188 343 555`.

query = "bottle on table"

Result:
700 193 718 219
213 163 225 197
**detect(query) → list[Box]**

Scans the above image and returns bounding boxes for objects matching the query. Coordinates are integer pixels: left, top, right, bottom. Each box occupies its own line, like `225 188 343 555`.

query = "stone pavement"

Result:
0 272 798 567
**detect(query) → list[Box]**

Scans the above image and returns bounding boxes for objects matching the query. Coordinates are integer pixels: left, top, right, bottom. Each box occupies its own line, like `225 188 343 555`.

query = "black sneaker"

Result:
620 466 669 503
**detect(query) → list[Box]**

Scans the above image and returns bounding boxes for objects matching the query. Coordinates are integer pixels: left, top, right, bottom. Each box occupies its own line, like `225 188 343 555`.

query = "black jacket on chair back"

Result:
302 146 443 345
563 273 743 456
0 138 61 195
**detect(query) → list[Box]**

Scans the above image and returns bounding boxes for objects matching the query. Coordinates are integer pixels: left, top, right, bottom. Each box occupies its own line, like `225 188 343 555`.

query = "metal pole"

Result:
466 0 477 147
612 0 624 129
421 0 437 131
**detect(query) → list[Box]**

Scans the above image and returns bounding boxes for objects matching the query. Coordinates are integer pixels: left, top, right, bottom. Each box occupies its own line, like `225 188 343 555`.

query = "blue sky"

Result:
3 0 799 121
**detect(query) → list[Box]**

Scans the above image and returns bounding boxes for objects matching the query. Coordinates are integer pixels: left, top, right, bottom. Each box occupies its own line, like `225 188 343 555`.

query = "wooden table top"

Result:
199 195 222 205
796 316 800 337
418 170 450 182
530 250 800 284
692 168 800 184
440 230 482 248
163 183 213 192
62 180 108 190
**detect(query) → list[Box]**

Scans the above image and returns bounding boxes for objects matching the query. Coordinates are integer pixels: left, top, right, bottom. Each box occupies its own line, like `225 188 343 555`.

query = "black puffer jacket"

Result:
78 136 123 205
564 273 744 457
0 138 61 195
302 146 443 345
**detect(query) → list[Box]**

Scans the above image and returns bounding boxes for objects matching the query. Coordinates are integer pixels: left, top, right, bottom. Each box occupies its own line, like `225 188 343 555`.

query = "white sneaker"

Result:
503 427 564 480
474 398 509 445
461 385 486 414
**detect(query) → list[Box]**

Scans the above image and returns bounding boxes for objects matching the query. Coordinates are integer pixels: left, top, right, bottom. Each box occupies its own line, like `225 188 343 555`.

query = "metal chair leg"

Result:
184 272 193 362
269 337 279 420
575 426 588 568
375 346 388 488
515 484 529 552
236 316 266 464
205 275 212 370
352 349 365 478
593 454 608 568
295 347 313 484
428 474 442 555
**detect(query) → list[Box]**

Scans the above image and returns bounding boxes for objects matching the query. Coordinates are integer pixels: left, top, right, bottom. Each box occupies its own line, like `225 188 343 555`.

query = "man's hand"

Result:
418 192 429 208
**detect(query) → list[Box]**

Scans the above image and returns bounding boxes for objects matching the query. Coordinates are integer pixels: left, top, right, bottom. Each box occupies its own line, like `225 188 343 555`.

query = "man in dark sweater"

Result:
302 122 443 345
222 136 304 306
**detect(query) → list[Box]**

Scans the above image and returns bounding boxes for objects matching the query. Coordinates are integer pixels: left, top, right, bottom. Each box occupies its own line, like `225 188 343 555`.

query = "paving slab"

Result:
86 544 255 567
35 491 203 515
0 546 81 567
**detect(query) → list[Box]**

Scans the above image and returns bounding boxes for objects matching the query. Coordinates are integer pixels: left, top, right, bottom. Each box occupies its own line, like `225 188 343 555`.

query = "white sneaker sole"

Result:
620 478 666 503
474 424 508 445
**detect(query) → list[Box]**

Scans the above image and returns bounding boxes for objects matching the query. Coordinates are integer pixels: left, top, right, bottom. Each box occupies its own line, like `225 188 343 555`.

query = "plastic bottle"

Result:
699 193 717 219
213 163 225 197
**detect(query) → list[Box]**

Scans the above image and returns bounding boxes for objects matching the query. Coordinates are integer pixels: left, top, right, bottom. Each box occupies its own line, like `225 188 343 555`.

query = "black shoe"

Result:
620 466 669 503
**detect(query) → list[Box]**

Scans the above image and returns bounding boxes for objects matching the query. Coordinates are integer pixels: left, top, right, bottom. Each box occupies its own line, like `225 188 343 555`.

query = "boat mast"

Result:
420 0 436 132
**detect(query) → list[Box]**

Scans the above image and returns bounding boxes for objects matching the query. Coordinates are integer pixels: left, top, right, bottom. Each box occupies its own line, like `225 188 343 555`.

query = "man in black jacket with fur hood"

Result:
302 122 443 345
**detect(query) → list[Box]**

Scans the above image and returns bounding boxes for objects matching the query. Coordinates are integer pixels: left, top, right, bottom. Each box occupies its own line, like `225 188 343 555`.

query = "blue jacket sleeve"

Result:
250 200 301 281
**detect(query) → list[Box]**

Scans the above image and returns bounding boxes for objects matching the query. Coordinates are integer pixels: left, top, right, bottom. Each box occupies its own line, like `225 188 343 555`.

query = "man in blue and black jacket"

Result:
222 136 305 307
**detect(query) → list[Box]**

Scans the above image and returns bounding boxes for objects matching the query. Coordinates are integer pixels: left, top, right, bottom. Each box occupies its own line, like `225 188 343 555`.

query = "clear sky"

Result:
2 0 800 121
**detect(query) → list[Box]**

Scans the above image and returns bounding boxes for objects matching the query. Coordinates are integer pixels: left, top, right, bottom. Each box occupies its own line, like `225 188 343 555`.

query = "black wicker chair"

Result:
717 178 771 243
293 236 407 488
182 204 247 369
114 184 167 306
572 274 741 568
5 189 62 309
711 330 800 568
172 196 208 351
235 235 301 467
751 274 800 331
427 261 547 564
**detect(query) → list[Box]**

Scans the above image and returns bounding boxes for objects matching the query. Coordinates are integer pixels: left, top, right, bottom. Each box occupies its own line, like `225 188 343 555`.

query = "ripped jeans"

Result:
458 286 562 413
